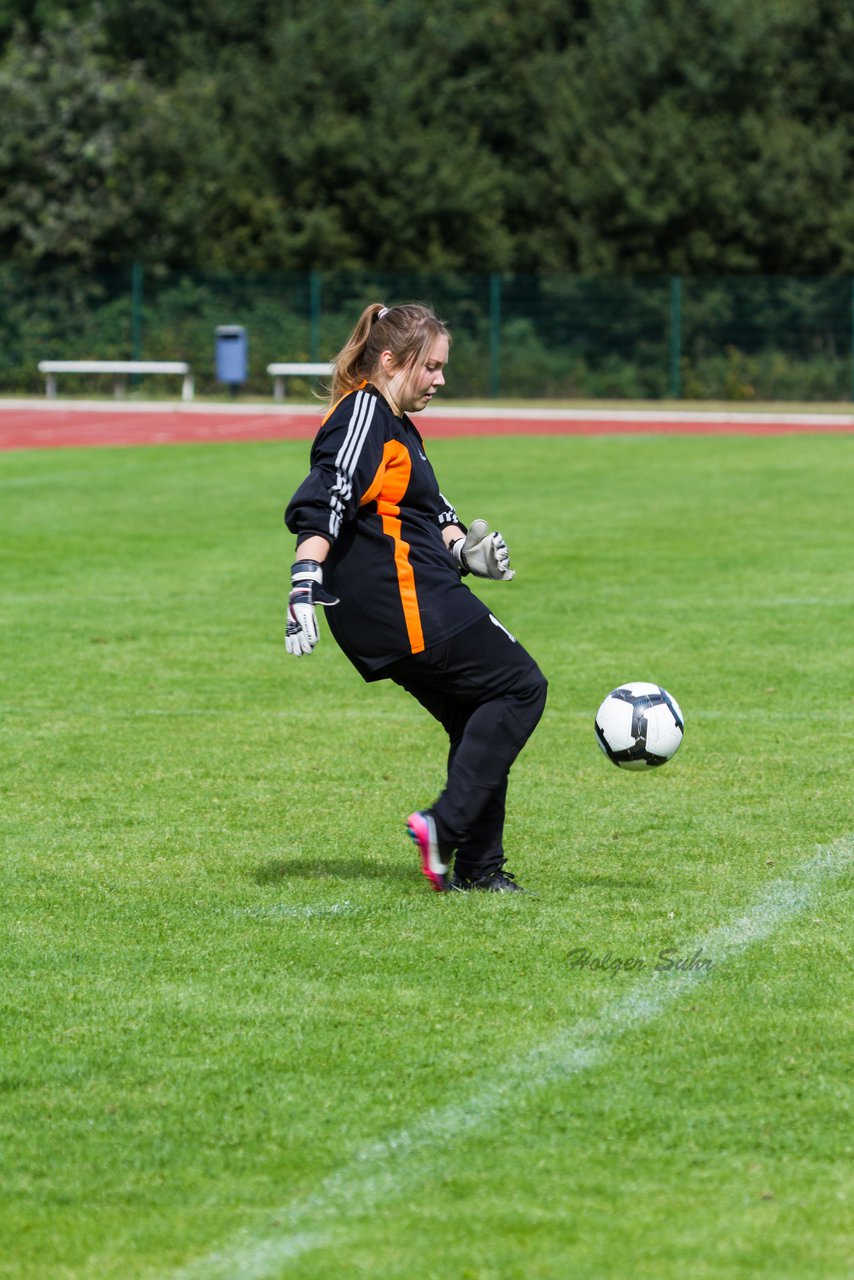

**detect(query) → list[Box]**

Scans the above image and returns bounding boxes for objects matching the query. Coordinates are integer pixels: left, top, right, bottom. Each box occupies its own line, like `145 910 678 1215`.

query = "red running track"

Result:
3 401 854 450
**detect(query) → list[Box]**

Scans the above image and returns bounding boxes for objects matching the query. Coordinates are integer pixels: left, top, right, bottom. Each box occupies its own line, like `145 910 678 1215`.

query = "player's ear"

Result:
379 349 397 376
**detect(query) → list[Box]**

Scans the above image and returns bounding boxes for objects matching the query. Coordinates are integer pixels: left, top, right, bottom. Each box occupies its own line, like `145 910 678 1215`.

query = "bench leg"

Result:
45 374 57 398
182 374 194 402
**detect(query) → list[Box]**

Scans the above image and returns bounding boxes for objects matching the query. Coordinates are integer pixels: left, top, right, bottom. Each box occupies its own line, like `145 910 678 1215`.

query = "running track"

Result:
3 399 854 450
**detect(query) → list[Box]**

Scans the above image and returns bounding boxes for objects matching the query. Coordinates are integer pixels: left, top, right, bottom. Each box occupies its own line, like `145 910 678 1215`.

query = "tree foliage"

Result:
2 0 854 275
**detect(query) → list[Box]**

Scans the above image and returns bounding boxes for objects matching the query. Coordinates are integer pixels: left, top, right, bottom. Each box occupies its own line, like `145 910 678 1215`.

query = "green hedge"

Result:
3 266 852 402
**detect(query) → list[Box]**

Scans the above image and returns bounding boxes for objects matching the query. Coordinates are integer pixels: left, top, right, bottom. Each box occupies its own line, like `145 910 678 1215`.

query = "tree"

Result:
0 17 155 268
4 0 854 276
522 0 854 273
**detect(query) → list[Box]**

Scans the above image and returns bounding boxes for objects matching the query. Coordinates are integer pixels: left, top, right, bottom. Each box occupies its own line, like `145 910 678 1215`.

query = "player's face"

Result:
385 335 449 415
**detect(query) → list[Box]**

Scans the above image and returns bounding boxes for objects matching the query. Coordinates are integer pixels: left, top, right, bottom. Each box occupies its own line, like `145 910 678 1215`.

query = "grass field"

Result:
1 430 851 1279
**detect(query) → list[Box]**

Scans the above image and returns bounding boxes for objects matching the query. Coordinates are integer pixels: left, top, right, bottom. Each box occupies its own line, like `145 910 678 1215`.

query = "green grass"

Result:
1 432 851 1280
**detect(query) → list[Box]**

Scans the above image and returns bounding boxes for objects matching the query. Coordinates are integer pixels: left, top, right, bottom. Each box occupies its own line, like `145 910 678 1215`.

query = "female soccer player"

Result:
284 302 547 892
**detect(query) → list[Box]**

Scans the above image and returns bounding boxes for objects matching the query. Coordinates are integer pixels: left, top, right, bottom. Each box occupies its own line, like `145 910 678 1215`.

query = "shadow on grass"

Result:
570 874 656 890
252 857 411 884
252 861 653 891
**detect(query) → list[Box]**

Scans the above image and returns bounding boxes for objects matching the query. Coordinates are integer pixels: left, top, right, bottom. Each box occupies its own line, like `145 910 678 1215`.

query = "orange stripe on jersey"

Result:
360 440 424 654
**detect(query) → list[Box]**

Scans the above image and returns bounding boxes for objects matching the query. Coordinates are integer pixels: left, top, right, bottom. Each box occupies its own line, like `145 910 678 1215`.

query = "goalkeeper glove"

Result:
450 519 515 580
285 560 339 656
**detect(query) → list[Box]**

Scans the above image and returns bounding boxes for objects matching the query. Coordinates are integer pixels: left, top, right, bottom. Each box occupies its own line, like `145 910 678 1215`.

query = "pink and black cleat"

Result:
406 810 451 892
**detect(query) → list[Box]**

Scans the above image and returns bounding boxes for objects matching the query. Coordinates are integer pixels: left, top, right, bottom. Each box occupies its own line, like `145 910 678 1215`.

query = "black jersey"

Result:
285 384 489 677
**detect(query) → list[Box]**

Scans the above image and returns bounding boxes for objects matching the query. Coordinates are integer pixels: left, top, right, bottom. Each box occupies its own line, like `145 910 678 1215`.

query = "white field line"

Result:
427 406 854 424
231 902 360 920
0 397 322 417
0 469 96 488
4 397 854 426
167 836 852 1280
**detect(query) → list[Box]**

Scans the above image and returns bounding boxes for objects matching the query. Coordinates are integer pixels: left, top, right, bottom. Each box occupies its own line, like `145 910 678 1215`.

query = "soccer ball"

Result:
595 682 684 770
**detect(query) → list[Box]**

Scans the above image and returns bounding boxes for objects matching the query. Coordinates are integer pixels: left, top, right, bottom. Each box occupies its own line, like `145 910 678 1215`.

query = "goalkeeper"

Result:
284 302 548 893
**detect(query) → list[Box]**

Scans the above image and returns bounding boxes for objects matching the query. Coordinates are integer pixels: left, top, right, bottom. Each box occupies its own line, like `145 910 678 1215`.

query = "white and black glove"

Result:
285 560 339 656
450 519 515 581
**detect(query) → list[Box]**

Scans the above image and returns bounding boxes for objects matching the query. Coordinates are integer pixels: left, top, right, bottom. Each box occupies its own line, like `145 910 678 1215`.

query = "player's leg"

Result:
398 689 514 876
388 614 547 887
451 779 507 882
428 659 545 886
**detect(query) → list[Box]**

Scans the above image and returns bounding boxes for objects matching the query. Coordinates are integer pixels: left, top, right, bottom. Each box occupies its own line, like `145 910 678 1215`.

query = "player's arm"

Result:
295 534 331 564
284 534 338 657
284 398 386 655
286 401 386 545
436 488 514 581
447 520 514 581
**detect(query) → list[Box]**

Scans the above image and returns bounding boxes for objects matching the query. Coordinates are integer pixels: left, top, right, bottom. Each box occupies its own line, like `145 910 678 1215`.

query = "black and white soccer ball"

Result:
595 682 684 770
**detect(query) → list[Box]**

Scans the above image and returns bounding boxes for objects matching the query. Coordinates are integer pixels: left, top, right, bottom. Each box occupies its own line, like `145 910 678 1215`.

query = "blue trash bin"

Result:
215 325 248 386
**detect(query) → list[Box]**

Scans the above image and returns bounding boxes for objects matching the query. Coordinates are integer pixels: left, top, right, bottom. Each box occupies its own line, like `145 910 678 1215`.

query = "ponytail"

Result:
329 303 388 404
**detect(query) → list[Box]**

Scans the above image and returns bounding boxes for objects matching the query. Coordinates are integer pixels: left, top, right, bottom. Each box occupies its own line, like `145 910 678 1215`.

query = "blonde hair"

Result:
329 302 451 407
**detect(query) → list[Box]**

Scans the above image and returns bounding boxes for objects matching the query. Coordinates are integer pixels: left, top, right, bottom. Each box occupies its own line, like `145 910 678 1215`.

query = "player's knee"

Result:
514 667 548 734
530 669 548 723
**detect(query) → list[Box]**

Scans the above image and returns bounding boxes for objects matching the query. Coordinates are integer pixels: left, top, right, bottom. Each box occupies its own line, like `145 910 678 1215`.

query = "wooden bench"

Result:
38 360 194 401
267 362 333 401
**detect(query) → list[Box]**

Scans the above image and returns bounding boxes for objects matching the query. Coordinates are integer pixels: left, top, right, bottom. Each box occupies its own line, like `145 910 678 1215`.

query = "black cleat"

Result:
449 868 525 893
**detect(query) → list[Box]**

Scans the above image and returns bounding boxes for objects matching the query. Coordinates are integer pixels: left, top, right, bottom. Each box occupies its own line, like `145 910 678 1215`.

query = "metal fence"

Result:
3 264 854 400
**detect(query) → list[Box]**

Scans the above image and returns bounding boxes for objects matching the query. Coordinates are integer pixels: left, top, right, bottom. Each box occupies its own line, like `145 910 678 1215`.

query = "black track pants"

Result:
383 612 548 877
